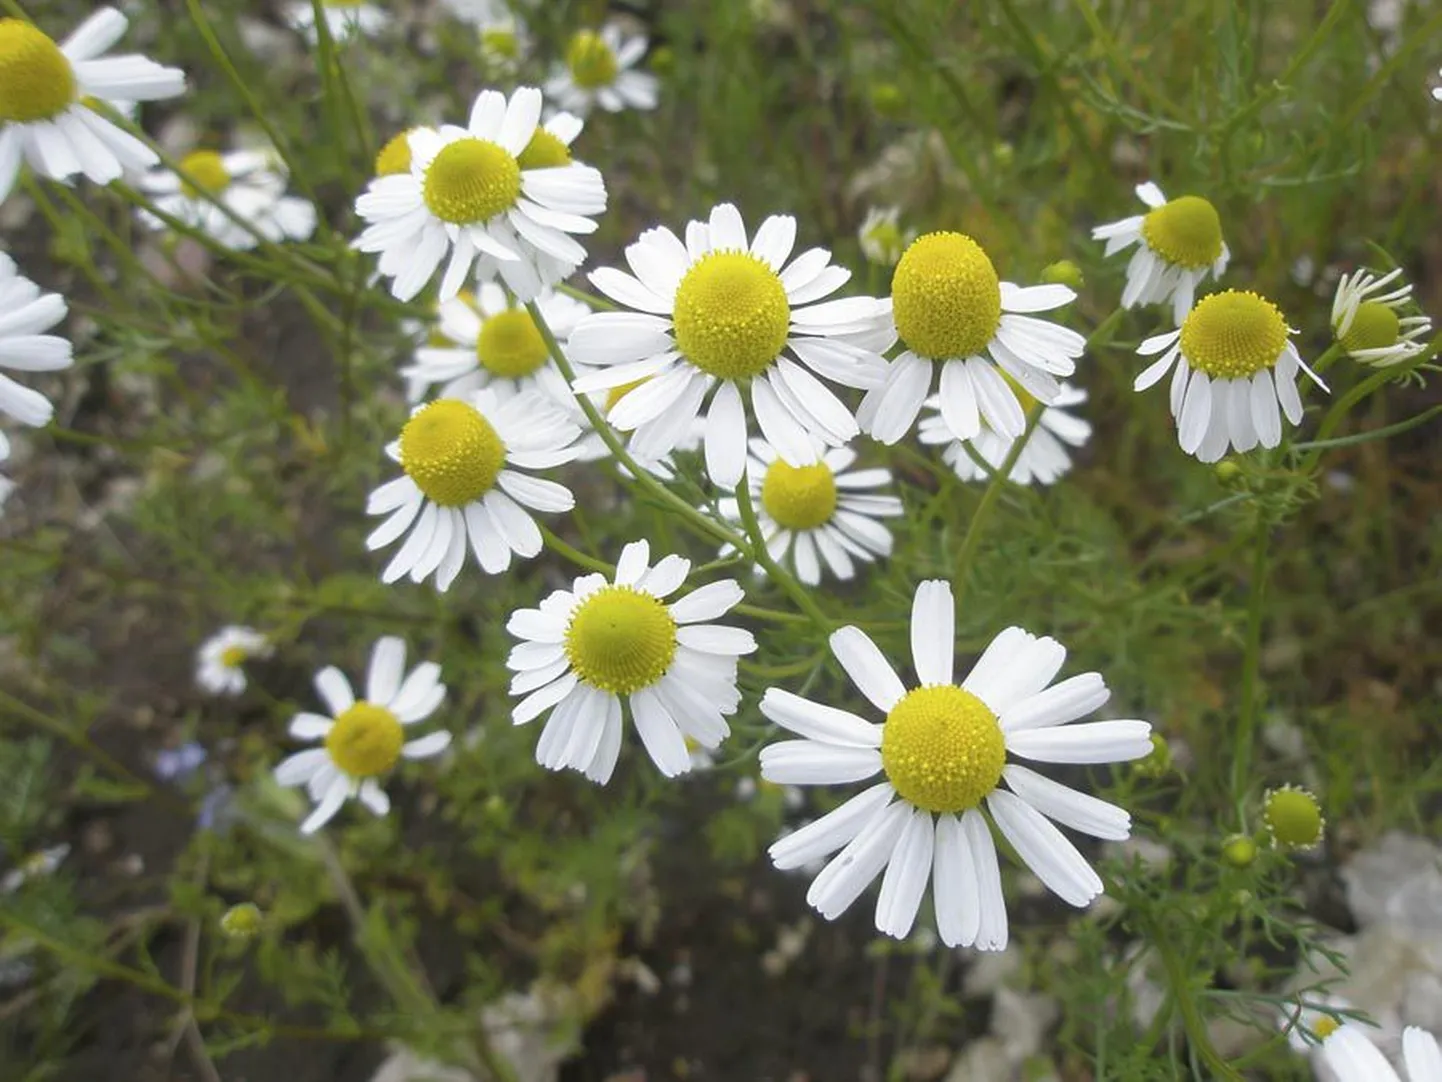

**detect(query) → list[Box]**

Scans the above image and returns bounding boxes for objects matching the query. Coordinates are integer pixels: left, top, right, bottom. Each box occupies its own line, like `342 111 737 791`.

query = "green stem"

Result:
951 410 1042 604
541 526 614 574
1230 524 1269 823
733 480 832 631
0 689 157 798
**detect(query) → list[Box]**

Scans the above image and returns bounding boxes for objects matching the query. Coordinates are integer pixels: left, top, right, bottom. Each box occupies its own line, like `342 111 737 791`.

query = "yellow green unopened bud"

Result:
1133 733 1172 777
869 82 905 118
648 45 675 76
1041 260 1083 289
993 142 1015 169
1221 834 1258 868
1214 460 1243 484
1263 786 1324 850
220 903 263 940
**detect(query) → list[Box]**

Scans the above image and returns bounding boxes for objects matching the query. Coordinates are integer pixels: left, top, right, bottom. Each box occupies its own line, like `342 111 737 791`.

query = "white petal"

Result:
909 580 954 686
962 808 1009 951
874 808 934 940
631 686 693 777
289 713 334 740
314 666 355 715
829 626 906 712
806 800 909 920
1001 672 1109 732
1006 720 1153 764
615 539 650 585
274 748 328 787
760 740 883 784
366 636 406 704
1002 765 1130 840
300 776 350 834
402 730 453 759
932 813 980 948
769 782 895 870
759 688 882 748
704 380 748 489
669 580 744 624
988 790 1103 907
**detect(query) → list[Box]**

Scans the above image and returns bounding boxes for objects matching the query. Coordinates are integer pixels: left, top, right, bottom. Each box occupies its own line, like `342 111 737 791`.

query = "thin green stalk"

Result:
951 410 1042 604
1230 524 1269 823
1290 404 1442 453
733 480 832 631
541 526 614 574
0 689 157 798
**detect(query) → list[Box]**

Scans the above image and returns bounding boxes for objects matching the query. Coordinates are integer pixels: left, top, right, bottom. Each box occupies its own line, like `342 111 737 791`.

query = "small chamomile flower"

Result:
366 388 580 590
1091 182 1230 326
1331 267 1432 368
1322 1024 1442 1082
1279 993 1352 1053
759 580 1152 950
0 254 72 434
505 540 755 784
1134 289 1328 462
858 206 913 267
0 8 186 204
439 0 530 68
544 23 658 116
717 437 902 585
568 203 893 490
285 0 390 44
918 382 1091 487
274 637 451 834
858 231 1086 447
196 625 272 696
354 89 606 303
137 147 316 250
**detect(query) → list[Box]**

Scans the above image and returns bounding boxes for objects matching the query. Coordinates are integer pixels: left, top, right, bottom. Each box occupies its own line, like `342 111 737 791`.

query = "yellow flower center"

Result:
481 27 519 60
881 685 1006 813
324 701 404 778
605 378 647 413
1263 786 1324 850
566 30 619 90
422 137 521 225
672 251 791 381
219 645 249 668
517 128 572 170
564 585 678 695
1311 1016 1341 1041
399 399 506 507
1339 301 1400 353
1140 195 1223 270
0 20 76 124
761 458 837 530
476 308 549 379
179 151 231 198
374 130 413 177
891 232 1002 360
1179 290 1289 380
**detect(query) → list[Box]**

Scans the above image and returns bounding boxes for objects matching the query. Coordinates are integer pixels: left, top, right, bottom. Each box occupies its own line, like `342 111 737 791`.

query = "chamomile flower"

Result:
1322 1024 1442 1082
718 438 902 585
366 388 580 590
1134 290 1327 462
354 90 605 303
759 580 1152 950
1279 993 1351 1053
918 382 1091 486
136 147 316 250
274 637 451 834
0 254 72 434
1091 182 1230 326
439 0 530 69
285 0 390 44
858 206 914 267
196 625 271 696
505 540 755 784
400 279 587 404
568 202 892 489
544 23 658 116
1331 267 1432 368
0 8 185 204
858 232 1085 447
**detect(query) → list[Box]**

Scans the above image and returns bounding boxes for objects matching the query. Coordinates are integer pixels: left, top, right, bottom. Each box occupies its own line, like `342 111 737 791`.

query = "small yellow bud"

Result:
1133 733 1172 777
1220 834 1258 868
1263 786 1325 850
1214 460 1244 485
869 82 905 118
648 45 675 76
220 902 264 940
1040 260 1084 289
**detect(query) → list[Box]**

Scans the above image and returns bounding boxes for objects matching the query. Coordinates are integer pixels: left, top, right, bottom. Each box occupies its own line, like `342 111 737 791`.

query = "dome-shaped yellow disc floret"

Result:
374 130 414 177
761 459 837 531
1140 195 1223 269
422 138 521 225
0 20 75 125
325 701 404 778
1339 301 1401 354
517 129 572 171
399 399 506 507
891 232 1002 361
476 309 549 379
1179 290 1289 380
179 151 231 197
564 585 678 695
566 30 619 90
672 251 791 381
881 685 1006 813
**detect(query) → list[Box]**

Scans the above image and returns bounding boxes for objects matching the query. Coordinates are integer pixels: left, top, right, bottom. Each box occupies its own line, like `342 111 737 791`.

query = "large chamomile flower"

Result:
400 279 587 404
858 232 1085 447
918 382 1091 487
196 625 271 696
506 540 755 784
719 438 902 585
367 388 580 590
0 254 72 434
285 0 390 44
0 8 185 204
759 580 1152 950
544 23 658 116
354 89 605 303
568 202 892 489
1331 267 1432 369
1091 182 1229 326
274 637 451 834
1322 1024 1442 1082
136 147 315 250
1134 289 1327 462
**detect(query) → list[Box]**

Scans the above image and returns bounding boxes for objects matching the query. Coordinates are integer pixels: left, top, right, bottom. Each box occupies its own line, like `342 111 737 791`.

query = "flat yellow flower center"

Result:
219 645 249 668
1339 301 1400 353
881 685 1005 813
422 137 521 225
1311 1017 1341 1041
891 232 1002 360
1179 290 1289 380
0 20 76 124
672 251 791 381
179 151 230 198
566 30 619 90
517 129 572 170
761 459 837 530
476 308 549 378
564 585 678 695
374 130 413 177
605 378 647 413
324 702 403 778
1263 787 1324 849
399 399 506 507
481 27 519 60
1140 195 1223 270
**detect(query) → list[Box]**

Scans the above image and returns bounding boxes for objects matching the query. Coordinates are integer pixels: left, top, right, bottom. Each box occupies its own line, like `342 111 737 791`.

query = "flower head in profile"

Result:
1134 289 1327 462
137 146 315 250
0 8 186 203
857 206 914 268
367 388 580 590
506 540 755 784
274 637 451 834
568 202 893 489
355 90 605 303
858 231 1085 447
759 580 1152 950
1092 182 1230 326
285 0 389 44
545 22 658 116
918 382 1091 487
196 625 272 695
1322 1024 1442 1082
0 254 72 437
1331 267 1432 369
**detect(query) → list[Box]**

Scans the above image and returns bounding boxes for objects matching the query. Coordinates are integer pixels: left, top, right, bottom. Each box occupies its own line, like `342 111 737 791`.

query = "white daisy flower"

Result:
857 231 1086 448
196 625 272 696
366 388 580 590
918 382 1091 486
505 539 756 784
857 206 914 267
1134 289 1328 462
400 279 588 405
1322 1024 1442 1082
544 23 658 116
0 9 185 203
1331 267 1432 369
567 202 893 490
1091 182 1230 326
274 637 451 834
759 579 1152 950
354 89 606 303
0 254 72 434
136 147 316 250
439 0 530 68
285 0 390 44
718 437 902 585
